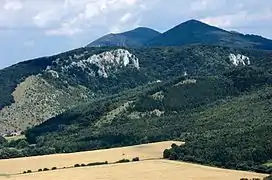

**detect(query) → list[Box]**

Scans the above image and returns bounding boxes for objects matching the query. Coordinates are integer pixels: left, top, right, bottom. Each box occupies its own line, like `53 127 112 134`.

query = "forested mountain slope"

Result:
146 20 272 50
2 45 271 134
0 43 271 174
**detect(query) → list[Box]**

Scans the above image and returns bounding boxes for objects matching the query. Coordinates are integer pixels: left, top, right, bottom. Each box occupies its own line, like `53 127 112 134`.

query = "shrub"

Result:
163 149 171 159
23 171 27 174
116 159 130 163
43 168 49 171
17 140 29 149
51 167 57 170
87 161 108 166
132 157 140 161
81 164 86 167
27 170 32 173
74 164 81 167
38 169 42 172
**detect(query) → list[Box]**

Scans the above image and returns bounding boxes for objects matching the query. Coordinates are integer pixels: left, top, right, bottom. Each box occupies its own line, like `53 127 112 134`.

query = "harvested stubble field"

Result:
0 160 267 180
0 141 267 180
0 141 183 175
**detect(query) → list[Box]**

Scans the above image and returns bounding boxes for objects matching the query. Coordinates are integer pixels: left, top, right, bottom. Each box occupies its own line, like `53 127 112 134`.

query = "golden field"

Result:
0 141 267 180
0 160 267 180
0 141 183 175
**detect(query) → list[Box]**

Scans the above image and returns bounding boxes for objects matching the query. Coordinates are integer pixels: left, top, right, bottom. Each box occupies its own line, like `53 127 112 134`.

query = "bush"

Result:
51 167 57 170
81 164 86 167
116 159 130 163
17 140 29 149
23 171 27 174
86 161 108 166
38 169 42 172
132 157 140 161
74 164 81 167
0 135 7 145
27 170 32 173
163 149 171 159
43 168 49 171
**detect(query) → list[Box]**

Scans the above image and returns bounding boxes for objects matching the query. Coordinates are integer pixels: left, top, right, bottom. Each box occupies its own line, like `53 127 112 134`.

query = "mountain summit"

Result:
87 27 161 47
146 19 272 49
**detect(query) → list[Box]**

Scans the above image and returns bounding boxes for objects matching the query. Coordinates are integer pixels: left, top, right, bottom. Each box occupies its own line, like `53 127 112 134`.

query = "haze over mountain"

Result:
87 27 161 47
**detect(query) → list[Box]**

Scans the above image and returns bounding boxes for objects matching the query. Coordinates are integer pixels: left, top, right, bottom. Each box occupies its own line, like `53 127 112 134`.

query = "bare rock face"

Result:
47 49 140 78
229 53 250 66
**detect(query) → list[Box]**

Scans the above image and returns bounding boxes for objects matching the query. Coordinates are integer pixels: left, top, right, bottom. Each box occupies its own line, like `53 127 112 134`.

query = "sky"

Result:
0 0 272 69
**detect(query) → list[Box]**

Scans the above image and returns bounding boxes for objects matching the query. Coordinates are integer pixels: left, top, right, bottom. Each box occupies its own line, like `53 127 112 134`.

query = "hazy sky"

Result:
0 0 271 68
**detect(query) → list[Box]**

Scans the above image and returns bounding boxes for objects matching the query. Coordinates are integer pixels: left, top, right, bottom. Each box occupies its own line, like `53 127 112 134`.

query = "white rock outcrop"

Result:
229 53 250 66
60 49 140 78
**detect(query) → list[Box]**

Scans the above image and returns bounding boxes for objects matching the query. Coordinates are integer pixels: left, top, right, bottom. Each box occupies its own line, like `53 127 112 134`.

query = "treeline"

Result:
0 138 56 159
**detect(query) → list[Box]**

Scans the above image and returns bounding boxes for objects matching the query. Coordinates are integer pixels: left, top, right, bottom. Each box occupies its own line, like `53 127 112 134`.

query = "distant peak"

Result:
182 19 206 25
186 19 202 23
133 27 154 31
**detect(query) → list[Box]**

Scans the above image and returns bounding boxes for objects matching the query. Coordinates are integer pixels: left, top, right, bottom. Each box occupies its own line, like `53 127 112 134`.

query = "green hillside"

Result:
2 45 271 133
21 67 272 173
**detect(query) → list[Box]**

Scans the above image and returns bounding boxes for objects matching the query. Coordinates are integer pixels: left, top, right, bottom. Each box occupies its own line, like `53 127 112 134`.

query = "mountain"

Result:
146 19 272 50
0 41 272 174
0 47 146 134
1 44 272 135
87 27 161 47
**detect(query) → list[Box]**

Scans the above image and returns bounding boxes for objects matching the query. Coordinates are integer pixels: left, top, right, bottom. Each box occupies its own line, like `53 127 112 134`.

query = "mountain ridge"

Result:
87 19 272 50
87 27 161 47
146 19 272 49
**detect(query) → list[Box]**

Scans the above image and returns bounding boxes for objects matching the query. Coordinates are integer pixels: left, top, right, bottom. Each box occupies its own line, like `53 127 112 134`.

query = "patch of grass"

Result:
0 174 10 177
264 162 272 167
5 135 26 142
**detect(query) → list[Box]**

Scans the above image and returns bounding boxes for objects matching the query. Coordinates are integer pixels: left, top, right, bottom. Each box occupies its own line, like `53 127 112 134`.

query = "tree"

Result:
17 140 29 149
163 149 171 159
0 135 6 145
